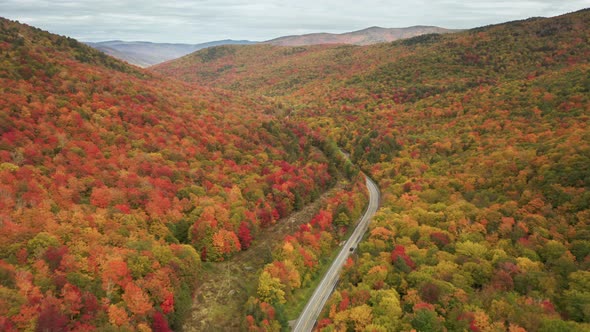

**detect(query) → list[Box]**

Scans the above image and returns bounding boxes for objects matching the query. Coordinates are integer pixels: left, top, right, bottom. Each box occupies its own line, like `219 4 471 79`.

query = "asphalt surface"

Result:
293 174 380 332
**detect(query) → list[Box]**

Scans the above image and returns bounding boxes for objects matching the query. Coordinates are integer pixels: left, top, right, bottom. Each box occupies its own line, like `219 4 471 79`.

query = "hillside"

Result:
153 11 590 99
265 25 460 46
156 9 590 331
1 7 589 332
86 26 457 68
151 29 459 94
151 43 361 94
86 39 256 67
0 17 337 331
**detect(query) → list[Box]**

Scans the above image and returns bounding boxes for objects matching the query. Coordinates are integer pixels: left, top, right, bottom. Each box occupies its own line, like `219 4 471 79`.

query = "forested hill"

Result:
264 25 459 46
85 39 257 68
153 9 589 98
1 7 589 332
0 17 336 331
157 9 590 331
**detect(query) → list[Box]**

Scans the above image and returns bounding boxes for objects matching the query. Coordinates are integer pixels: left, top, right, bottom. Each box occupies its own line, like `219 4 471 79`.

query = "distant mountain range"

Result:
264 25 461 46
86 26 460 67
84 40 256 67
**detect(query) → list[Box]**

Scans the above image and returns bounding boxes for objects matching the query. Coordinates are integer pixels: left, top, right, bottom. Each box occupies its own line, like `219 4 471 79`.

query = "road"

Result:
293 174 380 332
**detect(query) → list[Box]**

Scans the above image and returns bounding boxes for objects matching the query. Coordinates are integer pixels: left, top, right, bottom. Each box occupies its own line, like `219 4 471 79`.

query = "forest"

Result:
1 8 589 332
0 17 337 331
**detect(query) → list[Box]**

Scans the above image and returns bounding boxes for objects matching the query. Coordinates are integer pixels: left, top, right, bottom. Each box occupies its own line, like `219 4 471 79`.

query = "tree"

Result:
89 186 112 208
238 222 253 250
152 311 172 332
349 304 373 331
373 289 402 330
43 245 68 271
257 271 286 304
101 259 132 293
161 292 174 315
411 309 442 332
563 271 590 322
391 245 415 271
456 241 488 259
108 304 129 327
36 301 68 332
210 229 241 261
61 283 83 318
420 282 441 304
122 282 153 316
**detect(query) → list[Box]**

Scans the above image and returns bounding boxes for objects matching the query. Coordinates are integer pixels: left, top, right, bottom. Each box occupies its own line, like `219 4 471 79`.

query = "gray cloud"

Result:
1 0 588 43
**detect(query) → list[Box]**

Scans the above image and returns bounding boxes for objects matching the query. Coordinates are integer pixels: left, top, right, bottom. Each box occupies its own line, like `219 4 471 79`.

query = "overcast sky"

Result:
1 0 589 43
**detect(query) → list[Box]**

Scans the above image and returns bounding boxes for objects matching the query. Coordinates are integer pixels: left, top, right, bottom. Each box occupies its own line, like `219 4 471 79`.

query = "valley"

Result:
182 177 365 331
1 6 589 332
85 40 257 68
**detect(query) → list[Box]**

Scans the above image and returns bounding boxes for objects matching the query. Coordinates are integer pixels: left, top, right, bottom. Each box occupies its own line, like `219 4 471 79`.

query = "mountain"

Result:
264 25 461 46
0 17 336 331
86 26 457 67
2 7 590 332
85 39 256 67
155 9 590 331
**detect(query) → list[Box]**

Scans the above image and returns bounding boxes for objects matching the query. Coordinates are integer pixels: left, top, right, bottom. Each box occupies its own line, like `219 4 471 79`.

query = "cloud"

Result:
0 0 588 42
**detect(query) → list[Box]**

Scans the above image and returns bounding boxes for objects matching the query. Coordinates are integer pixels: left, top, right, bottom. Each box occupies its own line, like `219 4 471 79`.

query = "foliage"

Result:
155 8 590 331
2 7 590 331
246 178 368 329
0 16 333 330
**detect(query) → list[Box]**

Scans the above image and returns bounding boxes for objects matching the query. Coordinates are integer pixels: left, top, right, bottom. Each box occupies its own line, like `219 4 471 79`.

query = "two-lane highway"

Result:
293 175 380 332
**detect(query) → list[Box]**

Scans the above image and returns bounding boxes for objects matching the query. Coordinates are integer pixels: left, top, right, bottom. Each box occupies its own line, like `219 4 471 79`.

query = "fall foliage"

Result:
156 8 590 331
2 7 590 332
0 17 333 330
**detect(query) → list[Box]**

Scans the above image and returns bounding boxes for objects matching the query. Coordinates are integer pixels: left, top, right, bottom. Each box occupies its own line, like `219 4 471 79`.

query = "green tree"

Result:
373 289 402 330
563 271 590 322
411 309 442 332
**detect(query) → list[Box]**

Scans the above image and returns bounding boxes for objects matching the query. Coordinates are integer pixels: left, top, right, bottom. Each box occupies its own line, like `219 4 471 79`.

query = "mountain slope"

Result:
86 39 256 67
265 25 460 46
1 8 589 332
151 43 364 94
155 9 590 331
153 11 590 98
87 26 458 67
0 17 334 331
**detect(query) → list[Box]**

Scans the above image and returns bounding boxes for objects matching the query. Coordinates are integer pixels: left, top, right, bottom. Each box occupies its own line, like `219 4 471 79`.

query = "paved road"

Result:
293 174 380 332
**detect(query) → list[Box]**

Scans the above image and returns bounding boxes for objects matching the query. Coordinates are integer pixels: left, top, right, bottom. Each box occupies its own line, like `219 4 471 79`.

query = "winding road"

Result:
293 174 380 332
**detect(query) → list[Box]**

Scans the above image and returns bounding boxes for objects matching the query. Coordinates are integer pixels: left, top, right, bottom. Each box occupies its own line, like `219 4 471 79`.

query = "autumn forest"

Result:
1 8 589 332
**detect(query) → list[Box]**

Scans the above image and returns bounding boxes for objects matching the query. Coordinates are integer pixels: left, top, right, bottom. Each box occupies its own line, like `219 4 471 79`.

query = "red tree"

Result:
36 303 68 332
238 222 253 250
152 311 172 332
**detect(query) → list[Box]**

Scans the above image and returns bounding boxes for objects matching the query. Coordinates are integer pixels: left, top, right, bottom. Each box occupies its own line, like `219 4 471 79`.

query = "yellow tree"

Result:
349 304 373 331
257 271 286 304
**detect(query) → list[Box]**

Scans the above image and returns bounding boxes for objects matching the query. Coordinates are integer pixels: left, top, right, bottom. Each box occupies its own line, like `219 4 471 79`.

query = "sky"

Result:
1 0 589 43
